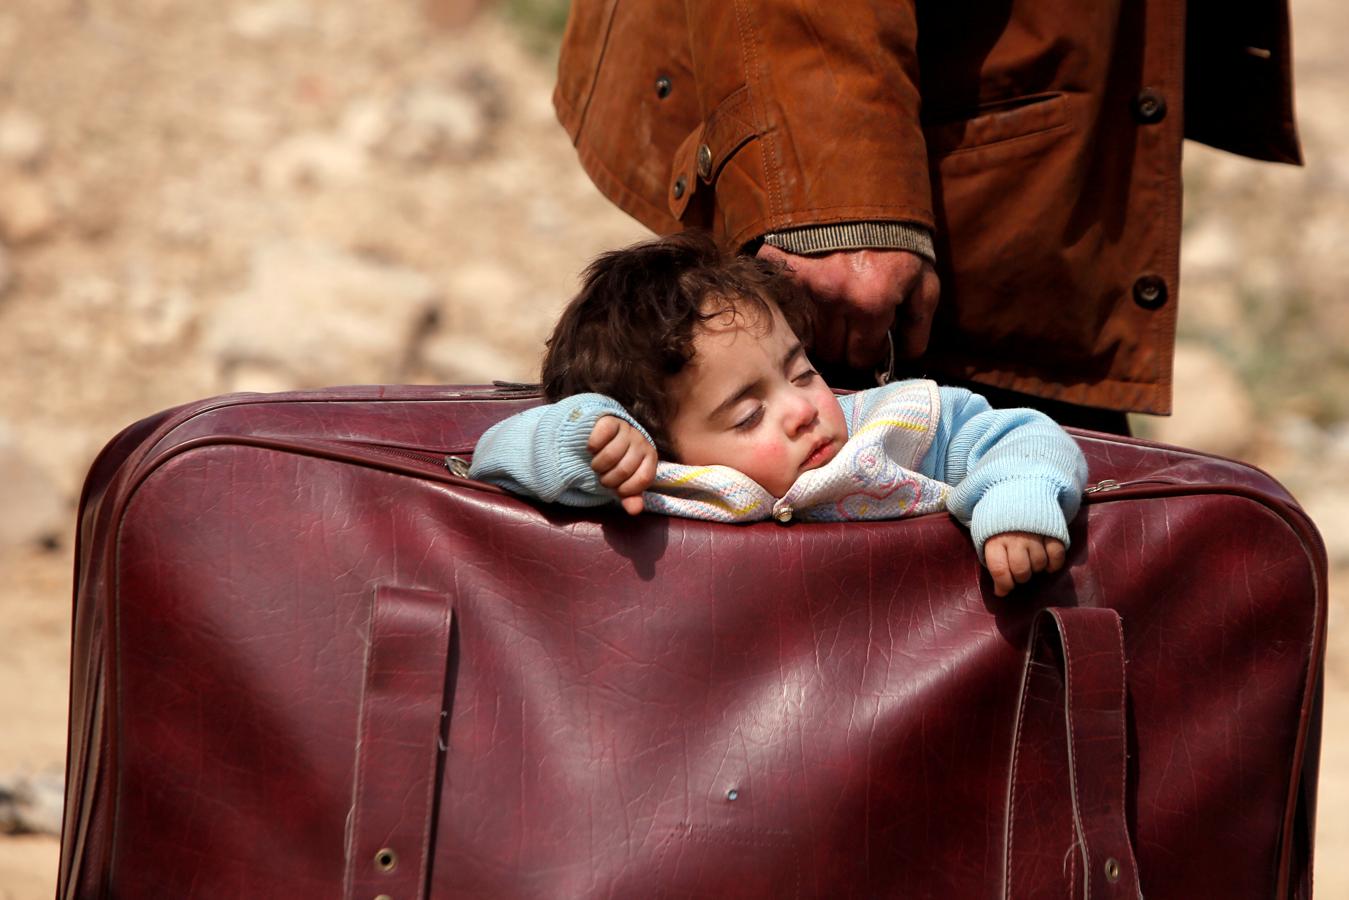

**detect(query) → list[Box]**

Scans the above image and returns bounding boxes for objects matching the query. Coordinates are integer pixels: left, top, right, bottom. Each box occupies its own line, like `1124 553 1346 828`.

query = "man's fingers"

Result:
843 324 890 370
893 267 941 360
813 306 848 362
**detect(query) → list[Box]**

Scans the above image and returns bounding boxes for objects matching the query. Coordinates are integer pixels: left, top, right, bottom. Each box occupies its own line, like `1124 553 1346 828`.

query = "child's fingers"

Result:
597 441 649 489
985 541 1013 597
1045 539 1067 572
588 436 627 477
587 416 622 454
619 495 645 515
590 421 640 476
614 448 657 498
1026 538 1048 573
1007 543 1034 584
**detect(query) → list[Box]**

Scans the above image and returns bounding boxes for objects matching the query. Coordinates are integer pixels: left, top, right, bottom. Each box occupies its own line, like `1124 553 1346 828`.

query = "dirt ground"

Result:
1 1 1346 896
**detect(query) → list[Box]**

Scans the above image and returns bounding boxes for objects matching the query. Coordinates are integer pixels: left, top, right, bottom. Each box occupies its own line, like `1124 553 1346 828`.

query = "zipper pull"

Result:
445 455 471 477
1084 479 1121 494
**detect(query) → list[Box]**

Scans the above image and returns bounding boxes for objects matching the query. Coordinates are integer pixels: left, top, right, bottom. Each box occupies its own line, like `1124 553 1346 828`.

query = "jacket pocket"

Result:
923 91 1069 159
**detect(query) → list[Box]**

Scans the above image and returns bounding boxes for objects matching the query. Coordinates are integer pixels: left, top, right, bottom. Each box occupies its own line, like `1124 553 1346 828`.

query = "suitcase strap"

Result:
1006 607 1142 900
344 586 453 900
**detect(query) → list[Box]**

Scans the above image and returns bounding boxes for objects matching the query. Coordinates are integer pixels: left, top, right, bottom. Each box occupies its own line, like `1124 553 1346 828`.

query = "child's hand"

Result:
983 532 1067 597
588 416 658 515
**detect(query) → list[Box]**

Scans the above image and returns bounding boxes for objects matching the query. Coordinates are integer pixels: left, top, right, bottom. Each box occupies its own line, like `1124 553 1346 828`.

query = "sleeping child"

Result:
470 233 1088 596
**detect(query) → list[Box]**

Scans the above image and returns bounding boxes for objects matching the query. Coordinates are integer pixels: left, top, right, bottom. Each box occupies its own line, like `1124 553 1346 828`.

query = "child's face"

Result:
666 299 848 497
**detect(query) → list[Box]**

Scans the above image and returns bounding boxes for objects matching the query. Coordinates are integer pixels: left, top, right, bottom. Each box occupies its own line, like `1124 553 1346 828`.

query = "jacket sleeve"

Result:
678 1 932 248
919 387 1088 560
468 394 655 507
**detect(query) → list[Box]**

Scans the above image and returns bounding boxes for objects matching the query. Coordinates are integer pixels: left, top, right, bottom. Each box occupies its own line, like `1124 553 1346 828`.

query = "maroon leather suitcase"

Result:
58 384 1326 898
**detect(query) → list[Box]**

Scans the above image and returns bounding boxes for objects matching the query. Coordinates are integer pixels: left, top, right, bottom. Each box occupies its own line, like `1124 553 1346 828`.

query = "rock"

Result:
0 173 58 244
340 98 393 151
446 261 522 313
205 242 440 387
380 83 494 164
222 361 300 395
156 204 208 246
1179 282 1245 337
418 332 532 383
0 773 64 836
125 274 196 349
0 427 70 551
0 110 49 169
423 0 490 29
1180 218 1238 279
230 0 314 41
1302 490 1349 566
260 132 367 189
1148 342 1257 459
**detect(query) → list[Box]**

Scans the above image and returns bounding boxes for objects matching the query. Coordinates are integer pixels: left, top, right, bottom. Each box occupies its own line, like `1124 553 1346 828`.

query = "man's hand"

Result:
983 532 1067 597
756 246 940 370
588 416 657 515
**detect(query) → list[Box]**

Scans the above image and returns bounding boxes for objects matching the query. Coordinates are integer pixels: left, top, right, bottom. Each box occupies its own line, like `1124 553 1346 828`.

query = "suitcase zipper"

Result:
1085 479 1122 494
1084 477 1178 495
347 442 474 477
339 442 466 472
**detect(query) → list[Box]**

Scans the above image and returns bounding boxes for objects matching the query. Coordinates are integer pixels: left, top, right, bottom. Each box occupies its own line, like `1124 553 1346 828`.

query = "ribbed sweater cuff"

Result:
549 409 608 502
761 221 935 263
968 478 1072 563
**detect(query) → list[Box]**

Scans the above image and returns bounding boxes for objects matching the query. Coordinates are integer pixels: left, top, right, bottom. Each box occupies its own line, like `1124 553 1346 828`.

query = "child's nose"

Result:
783 392 819 436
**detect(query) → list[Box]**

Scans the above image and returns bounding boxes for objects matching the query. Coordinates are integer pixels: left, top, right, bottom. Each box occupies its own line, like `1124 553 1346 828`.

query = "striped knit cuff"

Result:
761 221 935 263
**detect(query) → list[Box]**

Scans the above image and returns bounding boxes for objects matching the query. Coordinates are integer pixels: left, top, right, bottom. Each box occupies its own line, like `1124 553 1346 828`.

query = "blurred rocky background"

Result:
0 1 1344 895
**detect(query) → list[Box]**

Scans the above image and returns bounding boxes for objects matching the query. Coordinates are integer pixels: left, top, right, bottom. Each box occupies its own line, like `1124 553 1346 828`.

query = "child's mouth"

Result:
802 438 839 472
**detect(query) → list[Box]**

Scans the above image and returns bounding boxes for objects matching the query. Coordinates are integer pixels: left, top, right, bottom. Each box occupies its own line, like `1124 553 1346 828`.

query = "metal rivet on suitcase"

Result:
774 506 793 523
375 848 398 872
726 788 739 801
1104 857 1120 882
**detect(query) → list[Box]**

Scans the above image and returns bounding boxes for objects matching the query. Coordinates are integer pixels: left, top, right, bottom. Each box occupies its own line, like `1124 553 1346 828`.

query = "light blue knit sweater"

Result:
469 380 1088 557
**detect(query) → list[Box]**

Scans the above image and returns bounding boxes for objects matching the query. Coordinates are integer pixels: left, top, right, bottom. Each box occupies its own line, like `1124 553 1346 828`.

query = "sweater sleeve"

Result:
918 387 1088 560
679 1 931 249
467 393 655 507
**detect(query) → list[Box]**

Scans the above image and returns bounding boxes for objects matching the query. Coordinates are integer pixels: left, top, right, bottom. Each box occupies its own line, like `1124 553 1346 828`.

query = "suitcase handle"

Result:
344 586 454 900
1005 607 1142 899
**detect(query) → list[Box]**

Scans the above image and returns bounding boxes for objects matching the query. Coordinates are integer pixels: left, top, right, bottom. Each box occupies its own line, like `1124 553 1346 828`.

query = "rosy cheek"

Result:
739 440 793 494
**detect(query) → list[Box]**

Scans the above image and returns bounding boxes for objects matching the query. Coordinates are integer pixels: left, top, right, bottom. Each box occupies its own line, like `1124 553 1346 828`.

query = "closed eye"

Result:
733 405 764 431
792 368 817 385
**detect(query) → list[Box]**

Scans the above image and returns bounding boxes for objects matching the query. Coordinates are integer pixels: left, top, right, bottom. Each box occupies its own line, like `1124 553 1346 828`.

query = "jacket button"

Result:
696 144 713 180
672 176 686 200
1133 88 1167 124
1132 275 1167 309
655 76 672 99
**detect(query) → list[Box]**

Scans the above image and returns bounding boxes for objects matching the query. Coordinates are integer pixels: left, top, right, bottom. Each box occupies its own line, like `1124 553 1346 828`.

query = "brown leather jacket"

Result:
554 0 1300 414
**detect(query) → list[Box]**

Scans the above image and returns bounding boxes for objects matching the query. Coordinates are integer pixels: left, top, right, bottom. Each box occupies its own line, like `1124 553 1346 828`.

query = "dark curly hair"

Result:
542 232 813 457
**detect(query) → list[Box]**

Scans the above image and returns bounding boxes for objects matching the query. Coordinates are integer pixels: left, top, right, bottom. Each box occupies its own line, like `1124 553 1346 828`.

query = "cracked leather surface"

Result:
60 387 1325 898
